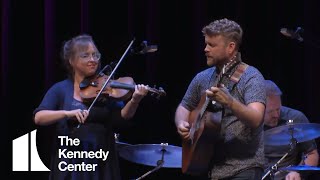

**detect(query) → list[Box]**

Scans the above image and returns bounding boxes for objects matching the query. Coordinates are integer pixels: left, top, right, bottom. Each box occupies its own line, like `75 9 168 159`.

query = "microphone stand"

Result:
77 38 135 128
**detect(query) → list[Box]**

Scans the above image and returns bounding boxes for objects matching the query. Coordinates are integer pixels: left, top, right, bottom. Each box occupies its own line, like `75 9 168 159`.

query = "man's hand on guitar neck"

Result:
206 84 234 108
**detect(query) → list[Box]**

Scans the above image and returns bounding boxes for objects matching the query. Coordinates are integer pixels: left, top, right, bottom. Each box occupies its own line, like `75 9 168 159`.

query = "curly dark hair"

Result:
202 18 243 50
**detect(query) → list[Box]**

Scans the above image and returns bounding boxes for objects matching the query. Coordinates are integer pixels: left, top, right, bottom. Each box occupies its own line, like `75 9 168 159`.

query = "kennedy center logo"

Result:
12 129 50 171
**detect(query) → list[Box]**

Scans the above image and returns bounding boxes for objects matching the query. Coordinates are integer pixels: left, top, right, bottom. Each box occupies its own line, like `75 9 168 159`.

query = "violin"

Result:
79 73 166 103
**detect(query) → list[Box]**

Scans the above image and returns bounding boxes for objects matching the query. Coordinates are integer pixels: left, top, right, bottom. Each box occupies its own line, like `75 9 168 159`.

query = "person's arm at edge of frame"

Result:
287 110 319 179
302 149 319 166
296 110 319 166
285 149 319 179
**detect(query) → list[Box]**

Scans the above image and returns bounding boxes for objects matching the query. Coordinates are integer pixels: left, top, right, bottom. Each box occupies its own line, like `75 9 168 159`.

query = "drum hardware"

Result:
262 120 320 179
135 144 165 180
262 120 298 180
114 133 132 149
119 143 182 179
262 137 297 180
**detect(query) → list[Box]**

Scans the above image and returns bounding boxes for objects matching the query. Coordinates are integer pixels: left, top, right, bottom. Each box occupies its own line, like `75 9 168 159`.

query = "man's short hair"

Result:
264 80 282 96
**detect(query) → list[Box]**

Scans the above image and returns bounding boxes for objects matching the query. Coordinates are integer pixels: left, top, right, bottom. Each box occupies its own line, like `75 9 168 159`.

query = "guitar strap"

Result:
226 62 249 91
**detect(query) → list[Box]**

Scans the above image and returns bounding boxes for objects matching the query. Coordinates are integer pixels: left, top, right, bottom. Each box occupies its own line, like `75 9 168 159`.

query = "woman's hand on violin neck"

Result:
65 109 89 124
121 84 148 119
131 84 149 103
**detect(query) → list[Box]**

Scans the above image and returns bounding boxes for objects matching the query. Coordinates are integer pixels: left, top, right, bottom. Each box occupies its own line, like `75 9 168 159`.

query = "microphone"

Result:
131 41 158 54
280 27 304 42
139 44 158 54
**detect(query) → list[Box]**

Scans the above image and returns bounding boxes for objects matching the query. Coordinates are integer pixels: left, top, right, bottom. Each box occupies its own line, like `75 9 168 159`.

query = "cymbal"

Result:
116 141 132 149
279 165 320 171
264 123 320 146
114 133 132 150
119 143 182 168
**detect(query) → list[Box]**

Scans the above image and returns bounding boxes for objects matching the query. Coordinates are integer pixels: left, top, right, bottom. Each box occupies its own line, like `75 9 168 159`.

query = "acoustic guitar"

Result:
182 58 239 175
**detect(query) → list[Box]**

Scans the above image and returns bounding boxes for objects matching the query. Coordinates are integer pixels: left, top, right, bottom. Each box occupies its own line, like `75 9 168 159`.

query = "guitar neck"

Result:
198 97 211 119
189 60 238 141
193 69 223 128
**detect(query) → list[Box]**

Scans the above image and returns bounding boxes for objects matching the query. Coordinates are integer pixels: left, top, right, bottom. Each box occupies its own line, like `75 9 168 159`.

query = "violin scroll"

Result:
149 85 166 99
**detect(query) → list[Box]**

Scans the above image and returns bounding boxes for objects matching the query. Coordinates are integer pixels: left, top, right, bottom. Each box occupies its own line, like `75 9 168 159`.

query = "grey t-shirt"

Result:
181 61 266 179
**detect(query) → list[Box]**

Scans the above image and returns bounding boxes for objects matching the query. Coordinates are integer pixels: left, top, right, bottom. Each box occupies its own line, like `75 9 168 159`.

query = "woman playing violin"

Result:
33 34 148 180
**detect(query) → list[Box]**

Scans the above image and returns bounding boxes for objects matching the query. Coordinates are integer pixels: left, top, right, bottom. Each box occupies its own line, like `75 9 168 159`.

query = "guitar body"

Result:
182 94 221 175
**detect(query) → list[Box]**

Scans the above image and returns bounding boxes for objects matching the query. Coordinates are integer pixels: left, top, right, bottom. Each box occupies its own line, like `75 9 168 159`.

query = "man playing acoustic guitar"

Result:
175 18 266 180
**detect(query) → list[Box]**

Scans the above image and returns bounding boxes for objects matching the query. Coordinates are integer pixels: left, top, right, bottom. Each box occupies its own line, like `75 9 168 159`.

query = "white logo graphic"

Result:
12 129 50 171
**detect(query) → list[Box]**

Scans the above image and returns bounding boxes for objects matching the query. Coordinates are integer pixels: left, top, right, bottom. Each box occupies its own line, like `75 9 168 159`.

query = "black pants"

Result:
221 167 264 180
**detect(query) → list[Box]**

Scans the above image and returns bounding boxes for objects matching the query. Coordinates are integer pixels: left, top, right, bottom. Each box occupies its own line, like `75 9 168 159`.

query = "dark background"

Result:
3 0 320 179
